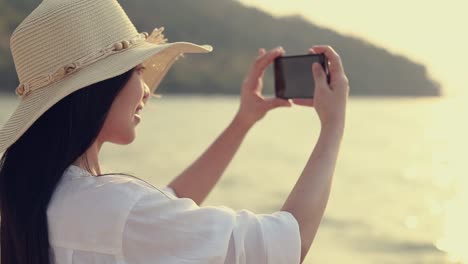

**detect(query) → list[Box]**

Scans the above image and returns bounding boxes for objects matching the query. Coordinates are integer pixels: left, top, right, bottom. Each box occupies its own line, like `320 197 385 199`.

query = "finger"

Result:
255 47 280 63
265 98 292 109
291 98 314 107
312 62 328 89
256 48 267 78
250 47 285 80
308 48 316 54
311 45 344 75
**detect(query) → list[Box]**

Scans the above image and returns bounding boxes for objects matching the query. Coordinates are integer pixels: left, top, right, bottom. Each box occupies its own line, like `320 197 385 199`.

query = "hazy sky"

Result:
237 0 467 96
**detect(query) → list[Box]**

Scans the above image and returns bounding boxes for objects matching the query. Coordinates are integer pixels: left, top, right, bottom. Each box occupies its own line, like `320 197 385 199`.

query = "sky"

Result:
237 0 467 97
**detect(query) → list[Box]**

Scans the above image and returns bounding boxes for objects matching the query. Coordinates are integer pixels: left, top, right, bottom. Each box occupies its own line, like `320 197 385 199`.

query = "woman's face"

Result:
99 63 150 145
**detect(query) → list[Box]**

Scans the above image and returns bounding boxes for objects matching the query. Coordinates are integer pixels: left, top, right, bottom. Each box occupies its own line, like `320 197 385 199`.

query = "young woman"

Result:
0 0 349 263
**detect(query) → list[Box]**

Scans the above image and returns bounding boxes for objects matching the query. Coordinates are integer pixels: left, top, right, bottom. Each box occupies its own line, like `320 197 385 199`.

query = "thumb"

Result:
265 98 292 109
312 63 327 88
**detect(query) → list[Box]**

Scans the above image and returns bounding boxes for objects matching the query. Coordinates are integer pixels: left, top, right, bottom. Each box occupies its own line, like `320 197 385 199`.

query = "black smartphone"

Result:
274 53 330 99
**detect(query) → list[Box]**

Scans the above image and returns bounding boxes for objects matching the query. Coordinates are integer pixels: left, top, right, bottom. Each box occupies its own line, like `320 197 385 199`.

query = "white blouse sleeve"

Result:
160 186 178 198
122 188 301 264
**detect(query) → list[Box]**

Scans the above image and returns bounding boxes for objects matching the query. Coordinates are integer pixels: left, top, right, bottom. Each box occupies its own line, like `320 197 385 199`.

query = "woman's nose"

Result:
142 84 150 103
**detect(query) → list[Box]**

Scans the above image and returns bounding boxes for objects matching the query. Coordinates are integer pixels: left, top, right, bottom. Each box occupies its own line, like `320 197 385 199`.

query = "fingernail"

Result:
313 63 320 72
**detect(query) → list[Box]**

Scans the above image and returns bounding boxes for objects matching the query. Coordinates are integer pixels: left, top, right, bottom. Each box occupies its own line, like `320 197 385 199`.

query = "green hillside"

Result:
0 0 441 96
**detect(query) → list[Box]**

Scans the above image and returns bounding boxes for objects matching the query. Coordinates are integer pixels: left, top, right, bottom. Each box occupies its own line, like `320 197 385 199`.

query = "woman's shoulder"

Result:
53 165 176 208
47 165 172 253
59 165 164 196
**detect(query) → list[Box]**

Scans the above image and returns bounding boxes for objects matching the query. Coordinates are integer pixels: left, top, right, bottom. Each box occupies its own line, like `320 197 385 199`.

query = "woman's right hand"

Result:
292 45 349 129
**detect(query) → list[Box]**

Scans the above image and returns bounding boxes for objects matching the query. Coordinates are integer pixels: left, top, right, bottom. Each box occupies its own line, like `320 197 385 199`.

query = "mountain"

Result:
0 0 441 96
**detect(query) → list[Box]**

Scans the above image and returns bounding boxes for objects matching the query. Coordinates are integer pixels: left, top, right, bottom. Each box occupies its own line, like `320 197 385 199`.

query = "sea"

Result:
1 94 466 264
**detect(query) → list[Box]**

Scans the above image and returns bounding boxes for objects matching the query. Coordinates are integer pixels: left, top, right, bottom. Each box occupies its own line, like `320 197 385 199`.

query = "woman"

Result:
0 0 349 263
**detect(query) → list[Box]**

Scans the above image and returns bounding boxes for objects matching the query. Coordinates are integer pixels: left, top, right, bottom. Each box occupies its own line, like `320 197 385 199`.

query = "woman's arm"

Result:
281 122 344 263
280 45 349 263
167 47 290 205
167 114 252 205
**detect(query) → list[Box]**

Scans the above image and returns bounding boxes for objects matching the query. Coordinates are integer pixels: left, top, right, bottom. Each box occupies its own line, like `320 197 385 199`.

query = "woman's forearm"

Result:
167 114 253 205
280 123 344 263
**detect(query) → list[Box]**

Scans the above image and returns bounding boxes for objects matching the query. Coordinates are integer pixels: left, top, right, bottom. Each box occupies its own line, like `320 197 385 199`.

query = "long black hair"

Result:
0 65 169 264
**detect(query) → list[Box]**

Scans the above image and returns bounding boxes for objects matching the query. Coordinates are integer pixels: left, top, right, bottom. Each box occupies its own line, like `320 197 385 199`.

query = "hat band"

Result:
15 27 167 98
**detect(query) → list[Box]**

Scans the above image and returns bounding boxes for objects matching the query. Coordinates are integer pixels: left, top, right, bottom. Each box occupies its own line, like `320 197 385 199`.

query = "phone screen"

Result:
274 54 328 99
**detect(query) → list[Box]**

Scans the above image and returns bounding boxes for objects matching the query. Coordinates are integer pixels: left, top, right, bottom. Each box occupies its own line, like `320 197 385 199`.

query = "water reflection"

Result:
431 97 468 263
436 172 468 263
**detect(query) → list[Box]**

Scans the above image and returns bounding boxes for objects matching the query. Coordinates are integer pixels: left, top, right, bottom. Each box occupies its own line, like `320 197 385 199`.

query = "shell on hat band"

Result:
15 27 167 98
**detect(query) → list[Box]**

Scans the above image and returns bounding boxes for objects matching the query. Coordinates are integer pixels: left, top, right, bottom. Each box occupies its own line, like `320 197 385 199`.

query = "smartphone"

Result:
274 53 330 99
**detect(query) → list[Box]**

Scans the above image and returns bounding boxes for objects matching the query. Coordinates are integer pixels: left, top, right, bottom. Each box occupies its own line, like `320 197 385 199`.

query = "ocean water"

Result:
0 95 466 263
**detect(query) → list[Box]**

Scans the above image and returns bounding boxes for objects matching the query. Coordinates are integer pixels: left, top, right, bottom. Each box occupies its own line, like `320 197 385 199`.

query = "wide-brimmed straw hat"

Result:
0 0 213 155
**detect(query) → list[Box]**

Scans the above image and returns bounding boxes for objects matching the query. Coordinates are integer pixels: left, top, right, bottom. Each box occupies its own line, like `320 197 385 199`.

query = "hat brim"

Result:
0 40 213 154
141 41 213 95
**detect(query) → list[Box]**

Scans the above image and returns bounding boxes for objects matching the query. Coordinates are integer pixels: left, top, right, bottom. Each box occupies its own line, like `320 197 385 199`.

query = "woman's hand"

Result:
292 45 349 129
235 47 292 127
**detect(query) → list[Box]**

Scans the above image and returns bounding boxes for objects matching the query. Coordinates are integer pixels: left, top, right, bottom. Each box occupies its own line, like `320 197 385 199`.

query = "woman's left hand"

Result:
235 47 292 127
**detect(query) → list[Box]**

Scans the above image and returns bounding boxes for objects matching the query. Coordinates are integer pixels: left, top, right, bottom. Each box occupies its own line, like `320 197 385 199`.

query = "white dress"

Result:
46 164 301 263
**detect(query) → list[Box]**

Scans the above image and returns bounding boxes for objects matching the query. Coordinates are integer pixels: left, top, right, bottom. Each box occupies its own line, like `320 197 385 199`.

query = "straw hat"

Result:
0 0 213 155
